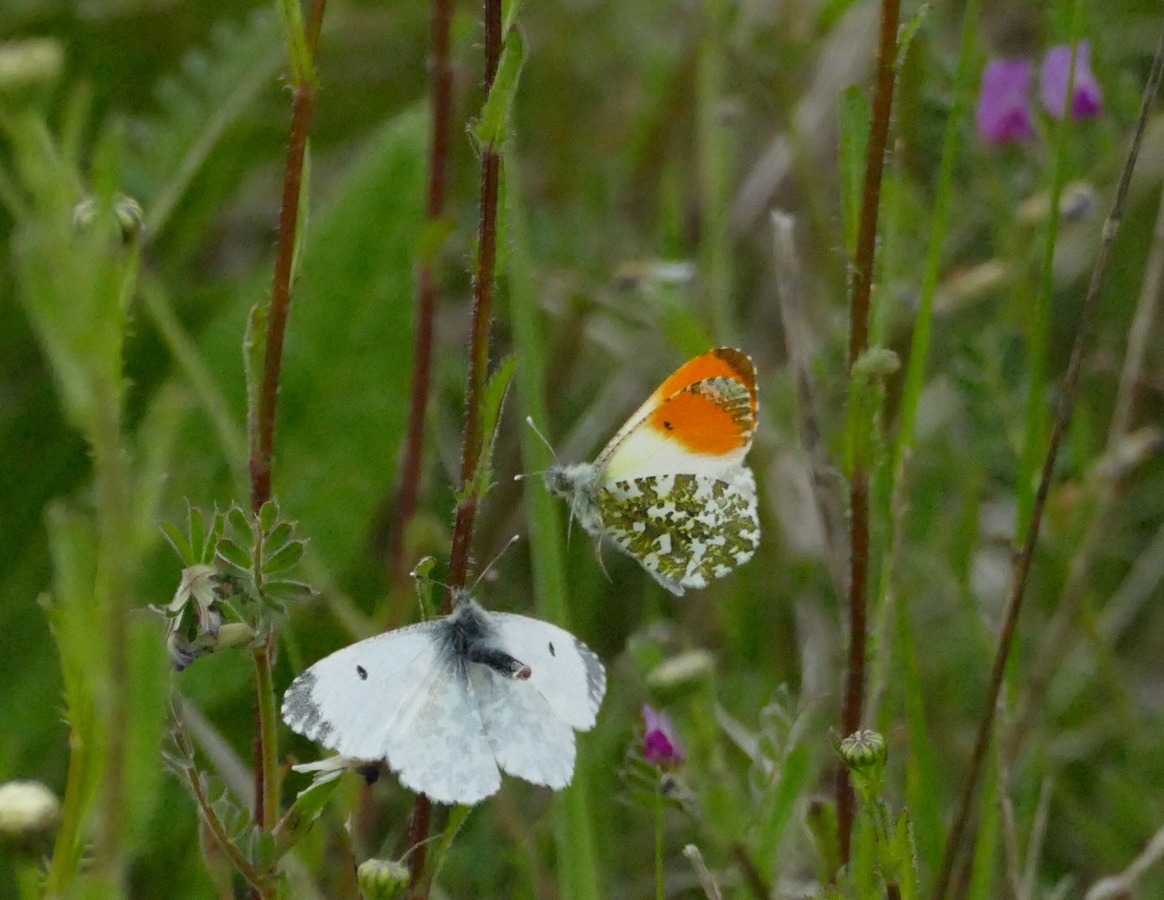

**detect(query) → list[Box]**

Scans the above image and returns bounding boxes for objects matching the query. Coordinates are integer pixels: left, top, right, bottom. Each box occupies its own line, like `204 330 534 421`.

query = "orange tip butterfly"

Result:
545 347 759 596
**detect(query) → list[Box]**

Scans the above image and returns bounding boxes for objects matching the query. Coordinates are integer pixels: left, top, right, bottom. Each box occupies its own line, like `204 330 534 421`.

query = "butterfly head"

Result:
544 462 606 538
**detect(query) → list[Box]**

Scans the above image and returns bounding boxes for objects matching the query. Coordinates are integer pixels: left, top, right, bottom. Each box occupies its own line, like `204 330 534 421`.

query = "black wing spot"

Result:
356 665 368 680
548 641 556 656
663 420 673 430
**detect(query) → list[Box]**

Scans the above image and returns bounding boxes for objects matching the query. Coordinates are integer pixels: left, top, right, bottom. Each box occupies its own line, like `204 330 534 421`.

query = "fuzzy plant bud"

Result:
357 858 410 899
72 193 144 244
0 780 60 849
840 729 887 774
0 39 63 111
642 705 686 768
645 649 715 702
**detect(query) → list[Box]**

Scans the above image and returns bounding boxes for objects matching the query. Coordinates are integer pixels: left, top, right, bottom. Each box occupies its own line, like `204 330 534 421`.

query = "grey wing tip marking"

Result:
281 670 335 745
575 638 607 711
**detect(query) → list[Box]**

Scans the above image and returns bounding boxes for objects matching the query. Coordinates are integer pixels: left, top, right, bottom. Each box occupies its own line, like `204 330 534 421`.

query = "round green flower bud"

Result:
840 729 886 772
216 622 257 651
357 858 410 899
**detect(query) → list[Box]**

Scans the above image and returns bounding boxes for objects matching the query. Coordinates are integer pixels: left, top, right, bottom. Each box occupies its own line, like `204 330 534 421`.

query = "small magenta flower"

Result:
642 705 686 767
1041 42 1103 120
976 58 1036 145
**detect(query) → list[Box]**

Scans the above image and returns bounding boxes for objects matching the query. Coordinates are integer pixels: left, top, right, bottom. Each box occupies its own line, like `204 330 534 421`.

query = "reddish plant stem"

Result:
386 0 456 599
930 33 1164 900
407 0 504 894
247 0 327 863
837 0 900 866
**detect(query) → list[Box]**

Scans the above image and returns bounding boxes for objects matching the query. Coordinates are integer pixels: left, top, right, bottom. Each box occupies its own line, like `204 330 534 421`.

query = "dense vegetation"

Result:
2 0 1163 897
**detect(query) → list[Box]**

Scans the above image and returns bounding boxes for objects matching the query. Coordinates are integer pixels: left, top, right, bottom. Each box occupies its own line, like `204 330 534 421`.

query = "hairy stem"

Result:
838 0 900 864
407 0 504 893
247 2 327 890
931 29 1164 900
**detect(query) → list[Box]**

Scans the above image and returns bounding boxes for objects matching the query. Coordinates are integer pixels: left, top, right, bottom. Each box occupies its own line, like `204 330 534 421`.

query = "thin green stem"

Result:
253 633 280 840
655 782 665 900
44 718 92 895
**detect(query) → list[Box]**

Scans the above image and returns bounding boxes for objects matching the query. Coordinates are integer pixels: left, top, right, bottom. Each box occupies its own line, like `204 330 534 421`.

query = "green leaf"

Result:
161 521 194 566
216 536 251 573
472 26 527 149
891 810 919 900
187 505 207 561
274 108 427 574
467 354 517 503
244 300 269 454
265 579 314 605
127 10 284 236
263 520 294 554
227 506 251 542
272 771 343 859
258 498 279 534
262 539 305 575
838 85 870 258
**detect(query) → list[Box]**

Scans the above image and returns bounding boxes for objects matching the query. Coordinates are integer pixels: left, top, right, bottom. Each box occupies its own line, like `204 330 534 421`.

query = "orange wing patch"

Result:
649 389 750 454
653 348 756 406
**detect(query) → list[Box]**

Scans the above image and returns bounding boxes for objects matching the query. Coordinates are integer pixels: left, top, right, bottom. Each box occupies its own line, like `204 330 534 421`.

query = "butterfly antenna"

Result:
408 556 449 619
469 534 521 594
514 416 559 483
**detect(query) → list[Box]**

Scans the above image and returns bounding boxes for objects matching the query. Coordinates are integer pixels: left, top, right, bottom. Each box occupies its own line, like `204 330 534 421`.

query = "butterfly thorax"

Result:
544 462 607 537
449 594 530 680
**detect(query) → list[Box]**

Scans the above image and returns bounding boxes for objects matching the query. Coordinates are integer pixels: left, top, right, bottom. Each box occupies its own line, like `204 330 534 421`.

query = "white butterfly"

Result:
282 590 606 806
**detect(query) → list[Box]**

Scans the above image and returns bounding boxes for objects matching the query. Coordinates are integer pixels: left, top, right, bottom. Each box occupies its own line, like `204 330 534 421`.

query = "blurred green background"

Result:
3 0 1164 897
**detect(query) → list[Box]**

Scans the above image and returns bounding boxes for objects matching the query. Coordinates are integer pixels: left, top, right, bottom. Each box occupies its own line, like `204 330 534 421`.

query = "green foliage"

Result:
473 26 526 150
4 0 1164 898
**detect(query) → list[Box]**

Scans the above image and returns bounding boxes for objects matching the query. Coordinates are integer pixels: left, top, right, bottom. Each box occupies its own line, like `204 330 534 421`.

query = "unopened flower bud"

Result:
840 729 887 773
645 650 715 702
215 622 256 651
357 858 410 899
0 39 62 111
0 780 60 841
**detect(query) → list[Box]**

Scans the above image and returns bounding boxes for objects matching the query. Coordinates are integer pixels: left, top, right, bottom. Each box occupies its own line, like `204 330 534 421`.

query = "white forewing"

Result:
281 623 439 761
488 612 606 730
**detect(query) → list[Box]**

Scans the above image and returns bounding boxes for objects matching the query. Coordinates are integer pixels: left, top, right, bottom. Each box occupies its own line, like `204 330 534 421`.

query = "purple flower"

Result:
1041 42 1103 120
643 705 686 767
976 58 1036 145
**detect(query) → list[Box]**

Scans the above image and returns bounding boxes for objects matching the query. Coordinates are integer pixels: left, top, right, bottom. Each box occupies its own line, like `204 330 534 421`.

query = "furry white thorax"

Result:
544 462 606 536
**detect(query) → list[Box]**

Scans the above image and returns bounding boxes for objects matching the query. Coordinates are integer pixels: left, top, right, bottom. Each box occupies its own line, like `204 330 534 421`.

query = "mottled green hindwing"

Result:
597 471 759 595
